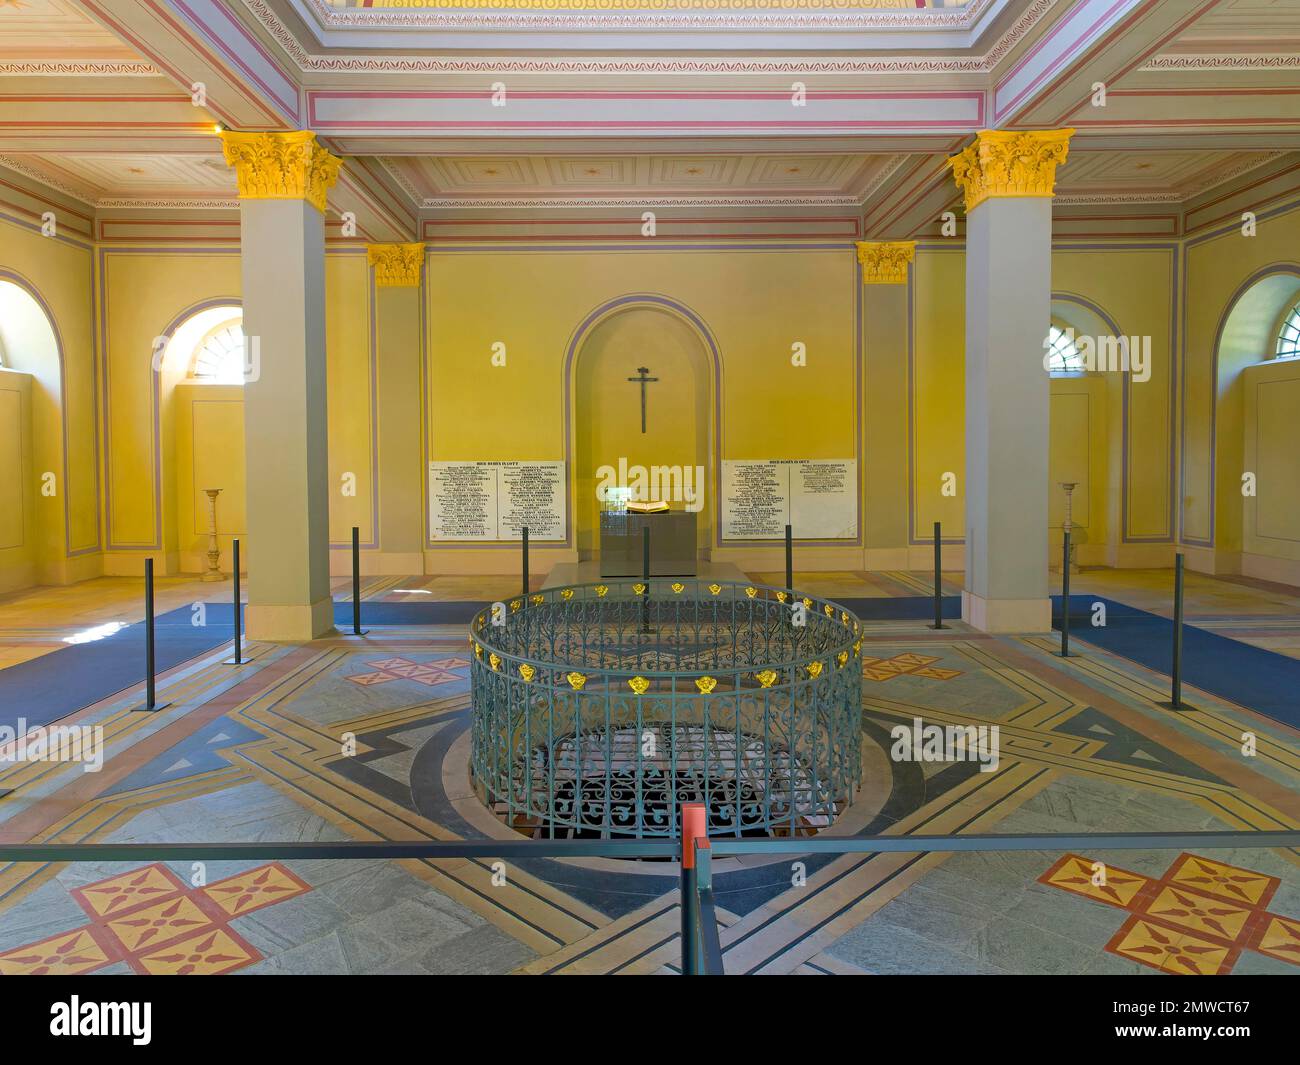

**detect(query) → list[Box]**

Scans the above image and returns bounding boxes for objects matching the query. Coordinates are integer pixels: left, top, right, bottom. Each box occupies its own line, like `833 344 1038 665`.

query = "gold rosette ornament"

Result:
566 671 587 690
806 661 824 679
671 582 685 594
744 586 758 598
489 653 501 671
695 676 718 695
518 664 536 682
756 669 778 689
560 588 574 601
595 585 608 597
628 676 650 695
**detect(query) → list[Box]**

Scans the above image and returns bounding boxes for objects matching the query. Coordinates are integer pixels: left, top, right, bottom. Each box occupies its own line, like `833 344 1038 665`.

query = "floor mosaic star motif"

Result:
0 863 311 975
347 656 471 688
1040 853 1300 975
861 652 962 682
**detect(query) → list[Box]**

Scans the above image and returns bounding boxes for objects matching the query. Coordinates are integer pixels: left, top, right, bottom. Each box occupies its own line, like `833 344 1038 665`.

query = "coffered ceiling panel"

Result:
0 151 234 204
0 0 149 69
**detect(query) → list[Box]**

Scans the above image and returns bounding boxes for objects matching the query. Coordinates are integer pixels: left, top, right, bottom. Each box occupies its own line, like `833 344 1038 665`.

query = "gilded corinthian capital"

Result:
946 129 1074 213
219 130 342 214
367 243 426 287
855 241 916 284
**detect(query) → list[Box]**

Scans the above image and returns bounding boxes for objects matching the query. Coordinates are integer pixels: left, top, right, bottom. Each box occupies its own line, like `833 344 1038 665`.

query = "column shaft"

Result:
962 197 1052 631
241 198 334 640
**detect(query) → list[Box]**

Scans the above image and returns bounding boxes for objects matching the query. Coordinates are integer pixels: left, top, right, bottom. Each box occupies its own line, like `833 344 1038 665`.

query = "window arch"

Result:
190 317 246 383
1276 299 1300 360
159 303 245 384
1045 321 1085 375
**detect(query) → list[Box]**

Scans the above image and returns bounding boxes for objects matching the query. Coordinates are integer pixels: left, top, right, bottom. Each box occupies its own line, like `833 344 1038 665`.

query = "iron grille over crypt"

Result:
468 579 864 840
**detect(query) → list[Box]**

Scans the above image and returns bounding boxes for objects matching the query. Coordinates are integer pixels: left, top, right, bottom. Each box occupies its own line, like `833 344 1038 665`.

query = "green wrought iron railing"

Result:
3 828 1298 976
468 578 864 840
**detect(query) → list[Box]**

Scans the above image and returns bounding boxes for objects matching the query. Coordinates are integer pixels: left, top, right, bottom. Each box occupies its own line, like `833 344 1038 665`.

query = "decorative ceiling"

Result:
0 0 1296 231
381 152 903 206
0 0 154 73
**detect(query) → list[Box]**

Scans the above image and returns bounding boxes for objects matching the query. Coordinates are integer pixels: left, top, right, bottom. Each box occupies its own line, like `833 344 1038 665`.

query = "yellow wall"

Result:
2 210 1297 591
96 247 374 576
0 370 35 594
1243 359 1300 578
174 383 246 572
1183 201 1300 578
0 216 98 590
424 245 859 567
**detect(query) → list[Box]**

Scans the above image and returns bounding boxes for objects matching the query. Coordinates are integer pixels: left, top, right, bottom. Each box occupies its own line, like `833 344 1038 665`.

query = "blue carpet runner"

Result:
2 593 1294 732
1053 595 1300 729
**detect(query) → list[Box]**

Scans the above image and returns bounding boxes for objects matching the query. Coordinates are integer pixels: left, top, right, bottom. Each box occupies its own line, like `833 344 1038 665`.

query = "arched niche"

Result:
0 272 67 587
1211 265 1300 554
567 295 718 561
156 299 246 574
1048 292 1124 566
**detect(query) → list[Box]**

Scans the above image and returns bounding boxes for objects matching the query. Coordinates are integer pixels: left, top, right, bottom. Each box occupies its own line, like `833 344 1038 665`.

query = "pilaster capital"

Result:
855 241 916 284
946 128 1074 213
366 243 426 287
219 130 341 214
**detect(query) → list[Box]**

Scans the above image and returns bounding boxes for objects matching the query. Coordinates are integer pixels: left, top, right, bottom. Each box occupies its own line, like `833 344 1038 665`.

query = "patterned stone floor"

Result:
1 584 1297 974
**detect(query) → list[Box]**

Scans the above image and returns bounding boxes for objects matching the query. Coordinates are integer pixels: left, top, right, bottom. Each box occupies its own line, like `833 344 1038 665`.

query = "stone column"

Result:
221 130 341 641
856 241 915 570
947 129 1073 633
367 243 426 573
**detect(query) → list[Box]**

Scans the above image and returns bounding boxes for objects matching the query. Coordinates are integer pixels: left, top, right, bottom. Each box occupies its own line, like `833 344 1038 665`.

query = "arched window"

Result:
190 317 246 383
1276 299 1300 360
1046 322 1085 375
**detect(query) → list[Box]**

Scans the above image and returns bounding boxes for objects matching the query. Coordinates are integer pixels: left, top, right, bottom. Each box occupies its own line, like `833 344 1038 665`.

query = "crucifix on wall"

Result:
627 365 658 433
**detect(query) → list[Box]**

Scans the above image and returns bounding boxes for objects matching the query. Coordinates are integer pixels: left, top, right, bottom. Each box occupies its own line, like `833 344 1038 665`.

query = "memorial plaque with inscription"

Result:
721 459 856 541
429 461 565 541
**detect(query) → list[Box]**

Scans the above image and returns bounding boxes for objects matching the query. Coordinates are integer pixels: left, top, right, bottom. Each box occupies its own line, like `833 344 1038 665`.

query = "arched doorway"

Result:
1211 265 1300 566
569 296 717 562
157 300 246 574
0 274 65 590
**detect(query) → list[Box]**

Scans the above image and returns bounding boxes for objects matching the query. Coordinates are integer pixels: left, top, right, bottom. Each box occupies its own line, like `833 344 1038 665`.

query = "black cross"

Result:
627 366 658 433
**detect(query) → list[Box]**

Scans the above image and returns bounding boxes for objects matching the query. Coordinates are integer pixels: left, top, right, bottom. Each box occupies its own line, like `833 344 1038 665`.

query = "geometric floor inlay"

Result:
0 863 310 975
861 652 962 682
1040 853 1300 975
347 656 472 688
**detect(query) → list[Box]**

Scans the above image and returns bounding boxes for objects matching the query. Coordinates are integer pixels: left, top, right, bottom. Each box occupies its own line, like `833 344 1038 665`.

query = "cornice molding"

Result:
420 194 862 208
96 198 241 210
1140 54 1300 71
244 0 1054 75
0 61 161 76
297 0 992 32
0 155 95 207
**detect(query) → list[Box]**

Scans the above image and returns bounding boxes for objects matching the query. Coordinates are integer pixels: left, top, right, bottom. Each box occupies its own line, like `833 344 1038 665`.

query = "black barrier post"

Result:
785 524 793 592
1171 552 1184 709
641 525 652 633
1058 530 1073 658
137 557 169 712
223 538 253 666
521 526 529 599
929 521 947 630
351 526 368 636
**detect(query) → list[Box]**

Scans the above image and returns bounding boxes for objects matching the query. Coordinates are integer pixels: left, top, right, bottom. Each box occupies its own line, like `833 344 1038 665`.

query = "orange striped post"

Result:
680 801 709 974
